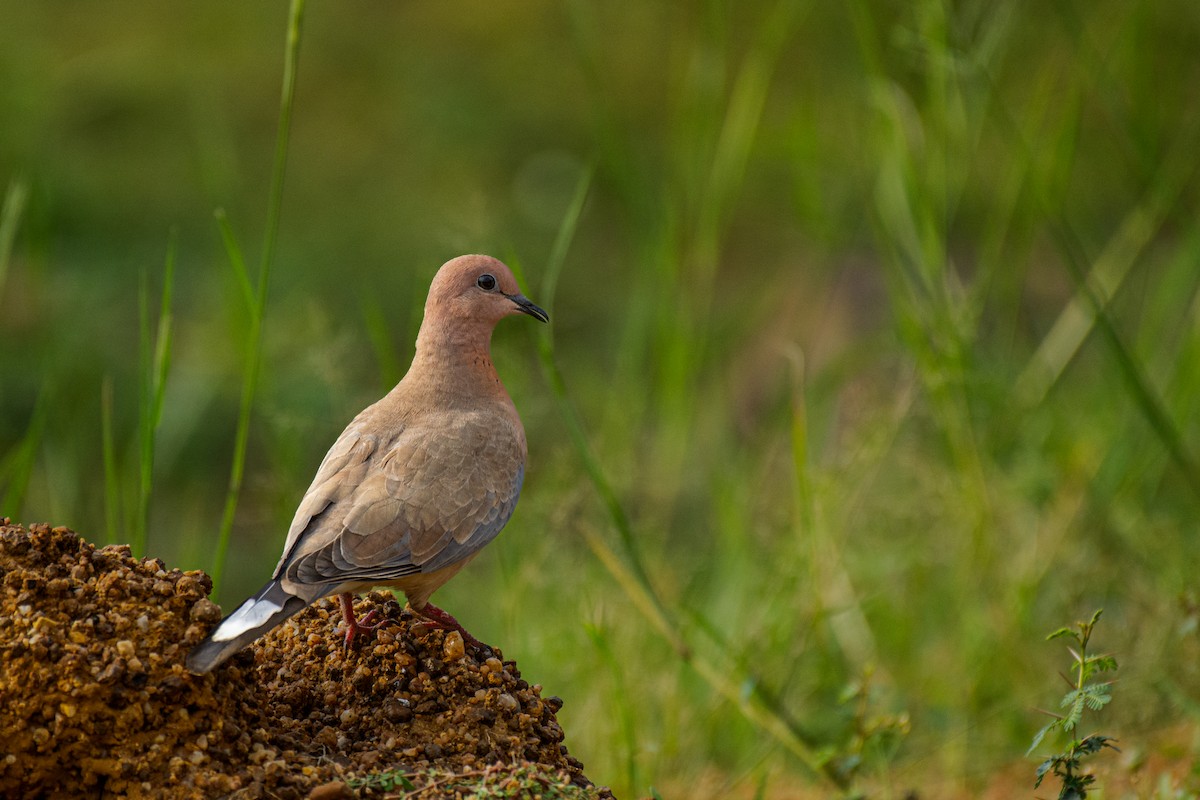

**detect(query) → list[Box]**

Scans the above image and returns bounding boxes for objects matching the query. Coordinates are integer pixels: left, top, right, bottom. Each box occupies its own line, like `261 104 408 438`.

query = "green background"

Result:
3 2 1200 796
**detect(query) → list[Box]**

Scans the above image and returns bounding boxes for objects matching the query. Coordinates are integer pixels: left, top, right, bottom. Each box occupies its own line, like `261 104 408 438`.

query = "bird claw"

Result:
412 602 492 656
337 595 391 650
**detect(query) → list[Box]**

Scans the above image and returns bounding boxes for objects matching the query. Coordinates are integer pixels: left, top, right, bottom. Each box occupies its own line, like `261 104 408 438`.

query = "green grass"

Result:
211 0 306 592
3 2 1200 798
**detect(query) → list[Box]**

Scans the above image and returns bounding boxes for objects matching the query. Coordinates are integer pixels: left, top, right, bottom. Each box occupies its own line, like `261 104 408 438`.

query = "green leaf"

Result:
1034 755 1062 788
1060 690 1086 731
1047 626 1078 642
1028 721 1057 756
1081 684 1112 711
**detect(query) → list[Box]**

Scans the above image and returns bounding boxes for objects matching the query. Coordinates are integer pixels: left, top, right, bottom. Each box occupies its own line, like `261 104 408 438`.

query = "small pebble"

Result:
443 630 465 661
308 781 354 800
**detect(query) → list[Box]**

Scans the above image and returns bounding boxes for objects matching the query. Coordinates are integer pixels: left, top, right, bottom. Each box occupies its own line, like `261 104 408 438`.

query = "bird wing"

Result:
273 411 525 594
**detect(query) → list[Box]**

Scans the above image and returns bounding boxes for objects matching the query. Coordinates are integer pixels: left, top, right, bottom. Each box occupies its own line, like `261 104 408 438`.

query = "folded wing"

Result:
274 412 525 597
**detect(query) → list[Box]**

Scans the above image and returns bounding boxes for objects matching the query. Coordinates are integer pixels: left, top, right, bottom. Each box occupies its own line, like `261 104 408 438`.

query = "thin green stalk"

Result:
132 232 176 557
585 529 841 787
100 377 120 545
362 295 404 391
1050 213 1200 500
0 179 28 301
583 622 641 792
1017 125 1199 405
218 210 257 317
212 0 306 592
517 166 679 648
852 0 996 537
212 209 254 591
0 382 49 518
692 0 807 308
788 351 879 669
680 602 821 750
980 64 1200 503
788 350 815 538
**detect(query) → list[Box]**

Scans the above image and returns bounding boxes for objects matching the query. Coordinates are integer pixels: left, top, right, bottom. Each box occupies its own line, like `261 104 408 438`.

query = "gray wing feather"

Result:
277 412 524 591
274 429 381 577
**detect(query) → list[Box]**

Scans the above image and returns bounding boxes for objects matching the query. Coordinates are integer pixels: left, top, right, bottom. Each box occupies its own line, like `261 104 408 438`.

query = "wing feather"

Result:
277 409 525 593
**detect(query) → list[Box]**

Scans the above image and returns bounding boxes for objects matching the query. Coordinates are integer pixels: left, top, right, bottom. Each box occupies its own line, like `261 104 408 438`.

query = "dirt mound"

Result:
0 521 607 799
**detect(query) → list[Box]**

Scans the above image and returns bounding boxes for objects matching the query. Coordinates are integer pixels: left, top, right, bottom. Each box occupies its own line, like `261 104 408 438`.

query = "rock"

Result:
307 781 354 800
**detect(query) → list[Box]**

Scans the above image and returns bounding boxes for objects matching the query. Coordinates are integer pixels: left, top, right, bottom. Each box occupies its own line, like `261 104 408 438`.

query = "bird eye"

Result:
476 274 497 292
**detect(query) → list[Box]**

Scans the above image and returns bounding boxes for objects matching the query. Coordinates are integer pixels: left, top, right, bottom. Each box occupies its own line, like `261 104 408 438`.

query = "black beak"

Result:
508 293 549 323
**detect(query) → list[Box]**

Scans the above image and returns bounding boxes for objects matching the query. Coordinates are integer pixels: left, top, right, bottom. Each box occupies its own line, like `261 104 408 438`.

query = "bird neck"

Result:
408 318 509 403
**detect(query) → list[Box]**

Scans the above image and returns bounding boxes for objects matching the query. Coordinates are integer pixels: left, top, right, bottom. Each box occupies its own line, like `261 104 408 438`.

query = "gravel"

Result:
0 520 608 799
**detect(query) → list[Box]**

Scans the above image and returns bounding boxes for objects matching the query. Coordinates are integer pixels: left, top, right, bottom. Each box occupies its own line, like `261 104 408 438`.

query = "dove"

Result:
187 254 547 674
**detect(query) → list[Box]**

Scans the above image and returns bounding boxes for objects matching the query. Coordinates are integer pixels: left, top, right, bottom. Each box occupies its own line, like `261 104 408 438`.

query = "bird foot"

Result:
412 602 491 656
337 594 389 650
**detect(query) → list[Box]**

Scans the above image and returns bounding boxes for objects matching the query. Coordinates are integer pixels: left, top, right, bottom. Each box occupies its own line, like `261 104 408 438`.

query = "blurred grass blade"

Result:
213 0 306 592
788 349 880 669
101 376 121 545
540 163 592 311
980 60 1200 501
693 0 808 300
213 215 258 590
530 165 847 791
584 528 842 787
522 164 678 638
215 209 256 316
1018 136 1197 405
854 0 998 535
1051 216 1200 500
582 621 641 792
1166 228 1200 417
132 232 177 557
0 381 49 518
0 179 28 301
581 526 684 656
1 179 37 518
262 0 305 278
787 348 815 537
362 295 404 391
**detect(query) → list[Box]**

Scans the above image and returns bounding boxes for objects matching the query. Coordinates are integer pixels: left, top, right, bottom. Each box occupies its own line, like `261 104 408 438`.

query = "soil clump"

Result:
0 520 607 799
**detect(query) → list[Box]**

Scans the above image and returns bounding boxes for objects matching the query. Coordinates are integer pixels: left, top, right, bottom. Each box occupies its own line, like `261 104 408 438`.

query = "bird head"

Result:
425 254 549 327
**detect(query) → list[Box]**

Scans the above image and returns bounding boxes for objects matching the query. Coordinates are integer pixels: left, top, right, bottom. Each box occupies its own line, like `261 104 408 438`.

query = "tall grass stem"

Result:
0 383 49 519
0 179 28 301
212 0 306 592
100 377 120 545
132 231 176 556
980 64 1200 503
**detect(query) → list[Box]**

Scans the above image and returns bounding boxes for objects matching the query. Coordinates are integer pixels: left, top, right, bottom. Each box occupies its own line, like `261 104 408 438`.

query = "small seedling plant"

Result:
1029 608 1119 799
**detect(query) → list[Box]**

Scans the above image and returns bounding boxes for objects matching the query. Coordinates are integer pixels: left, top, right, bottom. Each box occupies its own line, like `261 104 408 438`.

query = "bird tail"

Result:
185 579 309 674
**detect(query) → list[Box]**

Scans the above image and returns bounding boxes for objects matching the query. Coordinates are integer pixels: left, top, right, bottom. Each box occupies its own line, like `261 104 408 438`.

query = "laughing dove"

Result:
187 254 548 674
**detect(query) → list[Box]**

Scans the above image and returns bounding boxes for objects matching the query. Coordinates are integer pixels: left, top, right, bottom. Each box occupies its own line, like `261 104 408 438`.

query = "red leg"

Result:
412 602 489 652
337 593 387 649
